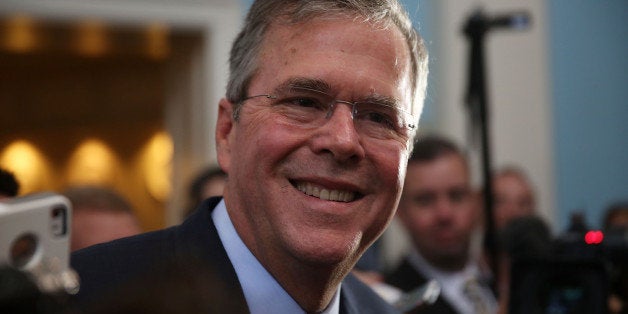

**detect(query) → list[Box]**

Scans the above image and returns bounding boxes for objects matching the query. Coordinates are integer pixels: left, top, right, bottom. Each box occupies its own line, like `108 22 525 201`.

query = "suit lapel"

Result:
174 197 250 313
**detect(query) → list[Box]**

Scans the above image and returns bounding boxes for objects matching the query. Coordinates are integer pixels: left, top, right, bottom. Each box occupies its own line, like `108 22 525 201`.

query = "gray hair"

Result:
226 0 428 129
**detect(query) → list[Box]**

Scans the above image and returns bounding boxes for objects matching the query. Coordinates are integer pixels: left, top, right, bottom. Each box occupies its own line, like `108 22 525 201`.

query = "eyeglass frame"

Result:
237 85 417 140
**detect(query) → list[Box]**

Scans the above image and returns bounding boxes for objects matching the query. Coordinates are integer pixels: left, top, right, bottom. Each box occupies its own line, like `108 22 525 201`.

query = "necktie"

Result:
463 278 491 314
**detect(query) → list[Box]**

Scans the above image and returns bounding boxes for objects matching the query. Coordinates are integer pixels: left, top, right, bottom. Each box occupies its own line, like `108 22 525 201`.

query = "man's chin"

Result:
291 240 360 269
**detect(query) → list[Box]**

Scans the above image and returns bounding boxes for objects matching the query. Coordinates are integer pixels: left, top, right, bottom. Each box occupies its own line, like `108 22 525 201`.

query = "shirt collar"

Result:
407 249 496 314
212 200 340 314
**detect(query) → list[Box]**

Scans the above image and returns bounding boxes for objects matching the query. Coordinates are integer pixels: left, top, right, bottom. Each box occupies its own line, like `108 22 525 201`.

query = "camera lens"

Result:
51 205 68 237
10 233 38 268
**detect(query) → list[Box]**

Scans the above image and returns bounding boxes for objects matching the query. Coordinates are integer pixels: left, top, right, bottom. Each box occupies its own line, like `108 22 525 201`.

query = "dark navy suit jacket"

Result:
71 197 399 314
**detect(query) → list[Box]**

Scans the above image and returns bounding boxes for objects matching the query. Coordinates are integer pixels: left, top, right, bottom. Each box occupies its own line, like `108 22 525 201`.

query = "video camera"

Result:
506 215 628 314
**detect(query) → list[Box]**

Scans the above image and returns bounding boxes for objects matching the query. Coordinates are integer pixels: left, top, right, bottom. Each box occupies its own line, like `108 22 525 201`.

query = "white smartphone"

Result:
0 192 78 294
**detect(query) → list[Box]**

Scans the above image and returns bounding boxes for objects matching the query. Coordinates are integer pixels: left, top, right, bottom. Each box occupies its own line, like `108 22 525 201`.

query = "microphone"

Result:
464 9 531 37
487 12 531 30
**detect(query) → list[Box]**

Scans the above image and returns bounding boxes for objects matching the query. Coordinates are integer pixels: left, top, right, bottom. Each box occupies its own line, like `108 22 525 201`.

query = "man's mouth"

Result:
293 181 357 202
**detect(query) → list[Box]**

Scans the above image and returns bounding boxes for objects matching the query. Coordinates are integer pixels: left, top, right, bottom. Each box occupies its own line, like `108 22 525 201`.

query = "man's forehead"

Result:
249 17 416 127
260 20 412 91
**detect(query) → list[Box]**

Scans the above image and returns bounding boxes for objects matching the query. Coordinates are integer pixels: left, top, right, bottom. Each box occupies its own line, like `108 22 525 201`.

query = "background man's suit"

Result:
71 197 398 314
386 258 458 314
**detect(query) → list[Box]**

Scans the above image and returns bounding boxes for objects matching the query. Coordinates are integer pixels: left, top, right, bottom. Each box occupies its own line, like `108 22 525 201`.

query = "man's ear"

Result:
216 98 234 174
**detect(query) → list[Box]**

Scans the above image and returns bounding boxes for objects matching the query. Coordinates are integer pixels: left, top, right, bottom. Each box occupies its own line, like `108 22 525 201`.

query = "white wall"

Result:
431 0 556 229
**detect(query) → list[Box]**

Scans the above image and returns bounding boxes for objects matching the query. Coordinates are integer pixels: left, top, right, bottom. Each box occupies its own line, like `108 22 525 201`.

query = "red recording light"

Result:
584 230 604 245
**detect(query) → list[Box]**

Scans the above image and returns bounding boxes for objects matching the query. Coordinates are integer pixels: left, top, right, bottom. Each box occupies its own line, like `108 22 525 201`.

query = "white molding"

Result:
0 0 237 29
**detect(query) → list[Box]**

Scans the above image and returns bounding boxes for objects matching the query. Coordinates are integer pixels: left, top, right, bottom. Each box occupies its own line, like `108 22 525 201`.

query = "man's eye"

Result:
413 194 435 207
449 190 469 203
357 106 398 130
365 111 395 128
285 97 327 111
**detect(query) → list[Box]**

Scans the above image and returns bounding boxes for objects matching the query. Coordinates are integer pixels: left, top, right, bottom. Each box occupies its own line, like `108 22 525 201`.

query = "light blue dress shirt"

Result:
212 200 341 314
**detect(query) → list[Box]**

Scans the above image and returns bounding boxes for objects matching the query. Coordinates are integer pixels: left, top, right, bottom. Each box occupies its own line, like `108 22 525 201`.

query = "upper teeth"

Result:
296 182 356 202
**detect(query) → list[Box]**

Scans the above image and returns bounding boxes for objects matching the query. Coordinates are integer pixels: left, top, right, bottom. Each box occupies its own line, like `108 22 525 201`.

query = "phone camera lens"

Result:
10 233 38 268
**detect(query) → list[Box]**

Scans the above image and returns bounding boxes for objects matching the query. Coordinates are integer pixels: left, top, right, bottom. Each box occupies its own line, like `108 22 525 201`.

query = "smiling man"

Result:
71 1 428 313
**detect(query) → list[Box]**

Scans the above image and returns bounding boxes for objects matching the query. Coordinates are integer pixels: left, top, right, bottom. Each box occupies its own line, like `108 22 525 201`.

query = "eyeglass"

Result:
240 85 416 141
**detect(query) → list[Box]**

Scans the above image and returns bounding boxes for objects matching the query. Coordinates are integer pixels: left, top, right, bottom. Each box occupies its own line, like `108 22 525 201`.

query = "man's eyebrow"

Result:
361 93 400 109
273 77 332 94
273 77 403 109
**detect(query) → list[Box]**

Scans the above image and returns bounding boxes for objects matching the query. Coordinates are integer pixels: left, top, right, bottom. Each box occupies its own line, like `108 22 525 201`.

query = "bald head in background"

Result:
64 186 142 251
492 167 536 230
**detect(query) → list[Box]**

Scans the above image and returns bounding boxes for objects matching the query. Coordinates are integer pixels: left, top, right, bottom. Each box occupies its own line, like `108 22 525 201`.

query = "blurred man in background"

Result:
0 167 19 200
491 166 536 231
386 135 497 314
184 166 226 217
603 201 628 314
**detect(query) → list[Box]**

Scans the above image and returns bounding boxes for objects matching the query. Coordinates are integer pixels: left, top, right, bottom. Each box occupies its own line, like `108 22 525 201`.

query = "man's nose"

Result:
310 103 365 162
434 197 455 219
